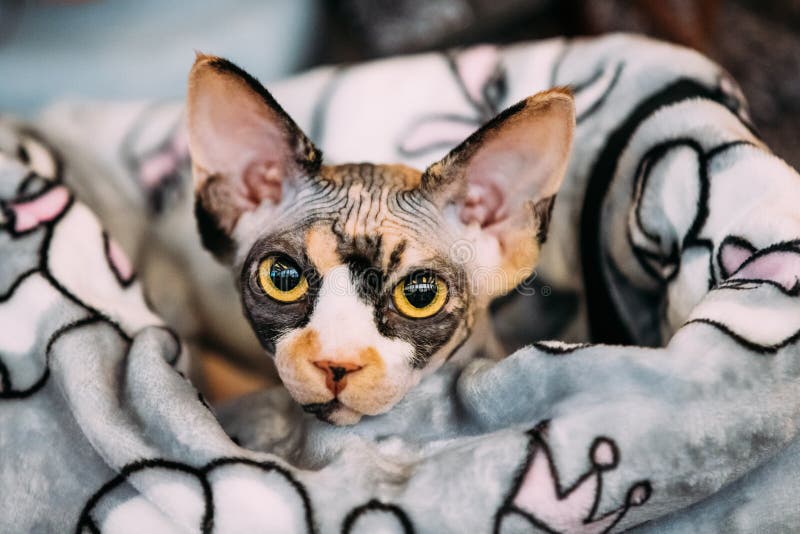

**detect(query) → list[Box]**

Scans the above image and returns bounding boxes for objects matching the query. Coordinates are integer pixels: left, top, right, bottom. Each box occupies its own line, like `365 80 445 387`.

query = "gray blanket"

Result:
2 34 800 532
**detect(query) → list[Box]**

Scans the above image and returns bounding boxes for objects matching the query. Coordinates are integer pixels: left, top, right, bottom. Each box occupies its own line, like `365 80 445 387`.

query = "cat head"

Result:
186 55 574 425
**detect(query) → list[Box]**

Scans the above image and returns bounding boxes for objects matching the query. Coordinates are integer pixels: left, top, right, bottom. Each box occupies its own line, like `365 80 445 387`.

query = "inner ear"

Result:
186 54 321 261
421 89 575 297
189 60 293 188
423 88 575 237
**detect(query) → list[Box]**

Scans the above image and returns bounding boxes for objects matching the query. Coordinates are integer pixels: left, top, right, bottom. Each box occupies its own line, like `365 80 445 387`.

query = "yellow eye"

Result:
258 255 308 303
392 272 447 319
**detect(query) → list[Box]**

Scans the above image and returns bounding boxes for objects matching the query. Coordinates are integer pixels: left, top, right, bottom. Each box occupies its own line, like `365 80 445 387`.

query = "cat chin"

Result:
326 405 364 426
302 399 364 426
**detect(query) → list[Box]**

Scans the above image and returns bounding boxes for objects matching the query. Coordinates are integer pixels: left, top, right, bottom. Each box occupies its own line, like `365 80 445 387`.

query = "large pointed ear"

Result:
186 54 321 262
422 88 575 297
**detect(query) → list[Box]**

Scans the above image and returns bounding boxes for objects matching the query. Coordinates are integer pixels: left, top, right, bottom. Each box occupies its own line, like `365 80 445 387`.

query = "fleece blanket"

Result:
2 33 800 532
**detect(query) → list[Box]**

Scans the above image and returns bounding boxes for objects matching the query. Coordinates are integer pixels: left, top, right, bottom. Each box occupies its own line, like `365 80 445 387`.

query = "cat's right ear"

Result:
186 54 321 262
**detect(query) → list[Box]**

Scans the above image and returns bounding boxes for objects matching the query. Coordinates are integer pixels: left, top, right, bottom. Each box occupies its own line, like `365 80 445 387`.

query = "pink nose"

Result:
313 360 363 396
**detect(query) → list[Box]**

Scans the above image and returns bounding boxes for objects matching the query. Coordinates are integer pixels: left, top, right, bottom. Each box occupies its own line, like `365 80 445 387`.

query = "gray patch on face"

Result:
240 233 321 351
375 258 470 369
387 239 407 276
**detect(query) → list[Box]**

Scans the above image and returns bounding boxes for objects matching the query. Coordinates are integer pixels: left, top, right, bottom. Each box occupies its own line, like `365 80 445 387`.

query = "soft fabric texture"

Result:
1 34 799 532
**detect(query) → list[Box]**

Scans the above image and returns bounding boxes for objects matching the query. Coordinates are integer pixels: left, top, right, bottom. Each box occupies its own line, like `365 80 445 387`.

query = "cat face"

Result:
186 55 575 425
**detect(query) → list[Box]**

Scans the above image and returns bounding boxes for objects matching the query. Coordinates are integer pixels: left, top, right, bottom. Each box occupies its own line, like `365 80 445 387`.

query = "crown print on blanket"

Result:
495 427 652 534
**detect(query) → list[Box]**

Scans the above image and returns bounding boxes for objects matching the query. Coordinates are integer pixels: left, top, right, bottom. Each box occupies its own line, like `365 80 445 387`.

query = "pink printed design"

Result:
495 429 651 534
398 45 505 157
719 238 800 294
138 126 189 190
104 233 135 287
732 250 800 293
6 186 70 234
121 108 190 214
719 239 755 279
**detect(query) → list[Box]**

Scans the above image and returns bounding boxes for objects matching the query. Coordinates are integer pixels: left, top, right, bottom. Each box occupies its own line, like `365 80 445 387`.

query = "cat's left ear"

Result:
422 89 575 297
186 54 321 262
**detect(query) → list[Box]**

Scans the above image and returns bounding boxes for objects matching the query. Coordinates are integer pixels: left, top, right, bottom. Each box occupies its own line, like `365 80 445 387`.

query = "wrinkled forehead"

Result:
257 163 457 274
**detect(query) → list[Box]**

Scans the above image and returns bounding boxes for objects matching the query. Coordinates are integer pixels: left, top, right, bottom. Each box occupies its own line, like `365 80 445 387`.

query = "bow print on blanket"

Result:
2 33 800 532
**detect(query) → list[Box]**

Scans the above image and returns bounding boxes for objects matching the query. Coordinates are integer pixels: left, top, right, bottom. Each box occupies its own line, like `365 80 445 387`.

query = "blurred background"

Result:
1 0 798 165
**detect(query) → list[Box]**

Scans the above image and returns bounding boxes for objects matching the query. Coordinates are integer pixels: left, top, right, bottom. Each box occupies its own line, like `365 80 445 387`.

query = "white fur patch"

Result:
307 265 414 375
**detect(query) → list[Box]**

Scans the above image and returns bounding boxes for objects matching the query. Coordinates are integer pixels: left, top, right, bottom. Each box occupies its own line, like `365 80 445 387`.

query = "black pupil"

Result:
403 273 438 308
270 258 301 291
